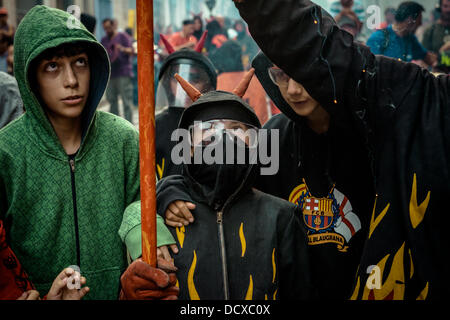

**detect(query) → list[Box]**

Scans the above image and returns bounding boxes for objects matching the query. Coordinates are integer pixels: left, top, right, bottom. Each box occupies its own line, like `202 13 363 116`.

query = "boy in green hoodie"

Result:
0 5 175 300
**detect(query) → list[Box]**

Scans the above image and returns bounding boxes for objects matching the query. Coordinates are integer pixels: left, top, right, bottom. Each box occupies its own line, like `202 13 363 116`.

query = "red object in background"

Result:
0 220 34 300
270 100 281 117
136 0 157 268
217 71 272 125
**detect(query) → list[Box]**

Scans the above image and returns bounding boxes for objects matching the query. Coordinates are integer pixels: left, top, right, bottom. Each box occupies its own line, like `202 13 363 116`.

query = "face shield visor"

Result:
156 61 215 111
189 119 259 148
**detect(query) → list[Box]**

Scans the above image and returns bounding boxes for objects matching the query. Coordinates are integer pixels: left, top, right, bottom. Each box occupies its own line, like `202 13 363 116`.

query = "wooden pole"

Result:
136 0 156 267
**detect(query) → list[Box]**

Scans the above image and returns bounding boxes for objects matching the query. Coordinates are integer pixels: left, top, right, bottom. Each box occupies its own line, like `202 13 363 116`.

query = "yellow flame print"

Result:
416 282 429 300
272 248 276 283
409 173 430 229
239 223 246 257
245 275 253 300
368 196 390 239
156 158 165 180
363 243 406 300
188 250 200 300
176 225 185 249
273 288 278 300
408 249 414 279
349 276 361 300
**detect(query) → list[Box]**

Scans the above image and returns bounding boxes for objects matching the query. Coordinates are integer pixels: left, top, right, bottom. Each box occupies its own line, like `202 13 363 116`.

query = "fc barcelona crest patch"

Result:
289 181 361 252
303 197 334 231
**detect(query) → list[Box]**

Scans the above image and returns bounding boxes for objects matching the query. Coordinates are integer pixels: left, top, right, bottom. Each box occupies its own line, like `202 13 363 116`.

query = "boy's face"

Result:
442 0 450 22
103 21 115 38
269 67 321 117
35 52 90 121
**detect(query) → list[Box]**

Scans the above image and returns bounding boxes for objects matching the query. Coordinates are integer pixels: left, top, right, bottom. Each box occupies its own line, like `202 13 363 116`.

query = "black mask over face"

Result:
187 133 253 210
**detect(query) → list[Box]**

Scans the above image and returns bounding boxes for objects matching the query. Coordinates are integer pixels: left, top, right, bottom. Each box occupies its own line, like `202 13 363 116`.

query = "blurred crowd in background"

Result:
1 0 449 127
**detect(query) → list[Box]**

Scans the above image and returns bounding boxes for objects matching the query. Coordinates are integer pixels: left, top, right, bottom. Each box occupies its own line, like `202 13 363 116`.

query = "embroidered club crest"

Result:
289 182 361 252
303 197 334 231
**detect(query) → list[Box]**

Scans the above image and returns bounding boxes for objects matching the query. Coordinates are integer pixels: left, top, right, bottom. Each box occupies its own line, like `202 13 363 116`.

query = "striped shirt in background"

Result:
329 0 365 22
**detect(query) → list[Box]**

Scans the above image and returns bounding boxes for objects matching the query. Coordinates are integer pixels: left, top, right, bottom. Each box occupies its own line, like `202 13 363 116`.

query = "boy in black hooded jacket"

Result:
122 74 313 300
233 0 450 300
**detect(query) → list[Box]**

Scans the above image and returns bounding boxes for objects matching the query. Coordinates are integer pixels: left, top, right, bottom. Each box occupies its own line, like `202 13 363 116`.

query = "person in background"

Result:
155 35 217 179
337 13 362 40
0 7 14 39
0 33 12 73
193 15 204 42
329 0 365 24
101 18 135 123
334 0 363 35
0 71 23 129
422 0 450 73
125 27 139 107
233 20 259 70
214 40 270 125
366 1 437 68
378 8 396 30
168 19 197 51
205 19 228 62
80 13 97 34
6 44 13 75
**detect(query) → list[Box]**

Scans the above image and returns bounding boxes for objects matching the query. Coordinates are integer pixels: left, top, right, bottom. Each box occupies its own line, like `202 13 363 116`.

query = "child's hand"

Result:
165 200 196 227
17 290 40 300
46 268 89 300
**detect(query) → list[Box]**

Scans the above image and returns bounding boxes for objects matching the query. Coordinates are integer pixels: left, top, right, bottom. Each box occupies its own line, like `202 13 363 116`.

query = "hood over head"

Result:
156 48 217 109
13 5 110 151
179 90 261 130
252 52 306 125
178 90 262 210
252 51 355 132
159 48 217 86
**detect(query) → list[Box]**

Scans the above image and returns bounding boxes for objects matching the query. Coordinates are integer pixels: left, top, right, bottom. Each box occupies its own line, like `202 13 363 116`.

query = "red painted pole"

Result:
136 0 156 267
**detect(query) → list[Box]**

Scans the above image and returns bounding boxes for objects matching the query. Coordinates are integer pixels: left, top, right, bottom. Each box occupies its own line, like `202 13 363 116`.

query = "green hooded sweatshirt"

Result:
0 6 174 300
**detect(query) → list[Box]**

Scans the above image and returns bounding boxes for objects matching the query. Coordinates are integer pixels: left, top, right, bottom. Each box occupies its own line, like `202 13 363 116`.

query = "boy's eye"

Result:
45 62 58 72
75 57 88 67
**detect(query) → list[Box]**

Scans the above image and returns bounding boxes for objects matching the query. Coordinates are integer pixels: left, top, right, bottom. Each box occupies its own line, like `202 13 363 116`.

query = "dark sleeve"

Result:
156 175 195 219
277 206 315 300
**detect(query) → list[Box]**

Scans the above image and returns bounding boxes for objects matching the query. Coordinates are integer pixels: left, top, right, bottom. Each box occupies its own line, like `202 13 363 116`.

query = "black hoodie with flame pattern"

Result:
156 91 313 300
234 0 450 300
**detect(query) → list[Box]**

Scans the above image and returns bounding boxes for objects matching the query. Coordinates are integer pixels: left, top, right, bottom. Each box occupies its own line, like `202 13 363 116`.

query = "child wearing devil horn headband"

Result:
119 70 314 300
